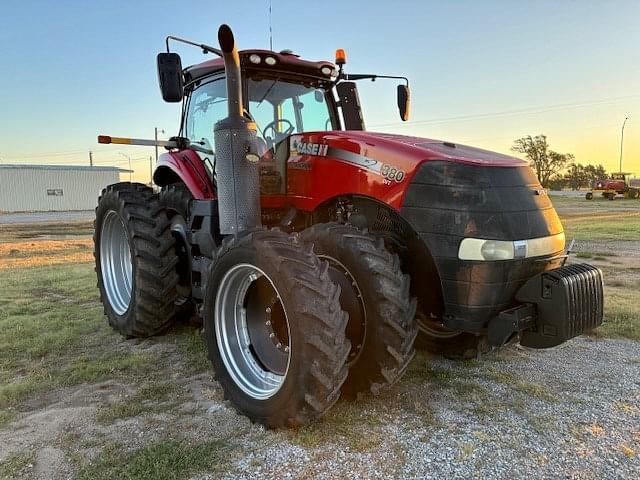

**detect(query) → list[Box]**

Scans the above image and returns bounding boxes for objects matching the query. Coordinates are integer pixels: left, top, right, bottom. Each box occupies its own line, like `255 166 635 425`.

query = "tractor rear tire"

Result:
300 223 418 398
94 183 179 337
159 184 196 321
203 229 350 428
415 312 490 360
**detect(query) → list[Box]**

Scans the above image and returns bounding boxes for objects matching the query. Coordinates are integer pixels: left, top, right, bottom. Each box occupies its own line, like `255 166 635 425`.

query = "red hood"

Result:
320 131 527 167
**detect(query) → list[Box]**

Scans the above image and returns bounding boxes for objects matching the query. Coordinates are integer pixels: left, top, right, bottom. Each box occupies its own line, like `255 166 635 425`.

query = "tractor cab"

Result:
181 51 340 162
159 42 408 150
155 42 409 196
610 172 630 182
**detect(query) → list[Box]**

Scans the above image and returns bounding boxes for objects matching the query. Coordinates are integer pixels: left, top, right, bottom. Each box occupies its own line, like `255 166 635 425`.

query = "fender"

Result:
153 150 215 199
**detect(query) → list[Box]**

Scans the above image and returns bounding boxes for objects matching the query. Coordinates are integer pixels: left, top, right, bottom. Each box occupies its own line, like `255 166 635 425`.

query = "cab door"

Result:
183 75 228 175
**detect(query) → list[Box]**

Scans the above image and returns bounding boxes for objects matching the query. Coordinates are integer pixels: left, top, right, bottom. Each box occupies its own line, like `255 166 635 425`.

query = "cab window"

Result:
185 78 227 152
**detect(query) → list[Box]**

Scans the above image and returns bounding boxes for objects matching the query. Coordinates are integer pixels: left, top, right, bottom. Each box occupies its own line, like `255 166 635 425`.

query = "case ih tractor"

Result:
95 25 604 427
585 172 640 200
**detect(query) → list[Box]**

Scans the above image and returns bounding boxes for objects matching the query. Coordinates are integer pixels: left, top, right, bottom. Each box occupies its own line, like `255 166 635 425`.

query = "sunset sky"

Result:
1 0 638 183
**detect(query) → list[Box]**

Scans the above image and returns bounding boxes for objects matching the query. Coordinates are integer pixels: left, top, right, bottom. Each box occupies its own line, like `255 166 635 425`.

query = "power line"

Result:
2 149 88 159
369 94 640 129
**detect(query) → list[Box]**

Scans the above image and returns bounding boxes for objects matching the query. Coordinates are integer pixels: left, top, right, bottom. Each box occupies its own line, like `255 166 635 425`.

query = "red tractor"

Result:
95 25 604 427
586 172 640 200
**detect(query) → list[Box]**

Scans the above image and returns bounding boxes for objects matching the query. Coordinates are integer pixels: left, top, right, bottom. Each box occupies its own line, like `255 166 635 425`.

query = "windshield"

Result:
247 78 334 149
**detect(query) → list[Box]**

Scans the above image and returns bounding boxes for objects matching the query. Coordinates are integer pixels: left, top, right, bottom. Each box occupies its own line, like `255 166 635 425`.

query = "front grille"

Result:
544 264 604 338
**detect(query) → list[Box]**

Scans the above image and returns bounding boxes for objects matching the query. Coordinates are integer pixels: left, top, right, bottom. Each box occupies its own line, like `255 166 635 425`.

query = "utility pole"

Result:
619 116 628 174
154 127 165 163
149 156 153 186
89 151 93 167
119 152 132 182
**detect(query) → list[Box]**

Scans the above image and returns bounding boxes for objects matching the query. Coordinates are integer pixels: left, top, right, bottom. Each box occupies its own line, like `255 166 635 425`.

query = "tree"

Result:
583 164 607 185
564 163 588 190
511 135 574 187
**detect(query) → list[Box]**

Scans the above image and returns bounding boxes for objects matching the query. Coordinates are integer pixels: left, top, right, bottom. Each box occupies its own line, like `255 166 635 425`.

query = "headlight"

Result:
458 233 565 261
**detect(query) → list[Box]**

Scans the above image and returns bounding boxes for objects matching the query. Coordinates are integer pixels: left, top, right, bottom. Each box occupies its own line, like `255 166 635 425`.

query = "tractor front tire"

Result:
203 229 350 428
94 183 179 337
300 223 418 398
585 192 593 200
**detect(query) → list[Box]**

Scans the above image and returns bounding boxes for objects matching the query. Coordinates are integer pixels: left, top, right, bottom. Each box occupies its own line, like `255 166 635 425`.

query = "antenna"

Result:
268 0 273 51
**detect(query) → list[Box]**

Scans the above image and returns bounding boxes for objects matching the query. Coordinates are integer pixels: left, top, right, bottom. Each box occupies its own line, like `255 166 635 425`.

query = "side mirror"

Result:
397 84 410 121
157 53 183 102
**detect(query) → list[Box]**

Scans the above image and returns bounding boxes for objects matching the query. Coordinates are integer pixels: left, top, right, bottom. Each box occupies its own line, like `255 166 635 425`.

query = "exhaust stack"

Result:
214 24 261 234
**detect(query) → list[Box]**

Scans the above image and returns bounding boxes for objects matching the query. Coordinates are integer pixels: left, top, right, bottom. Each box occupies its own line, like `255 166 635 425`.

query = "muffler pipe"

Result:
213 24 262 235
218 24 243 119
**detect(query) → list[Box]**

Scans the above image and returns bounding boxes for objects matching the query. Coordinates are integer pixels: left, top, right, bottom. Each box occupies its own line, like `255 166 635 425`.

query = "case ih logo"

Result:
289 137 406 183
290 139 328 156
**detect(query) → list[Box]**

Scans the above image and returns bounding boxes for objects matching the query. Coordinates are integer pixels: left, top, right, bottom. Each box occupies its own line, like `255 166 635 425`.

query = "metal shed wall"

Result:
0 165 123 212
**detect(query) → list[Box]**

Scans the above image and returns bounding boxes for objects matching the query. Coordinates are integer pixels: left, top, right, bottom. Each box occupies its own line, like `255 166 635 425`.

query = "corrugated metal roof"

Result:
0 164 132 173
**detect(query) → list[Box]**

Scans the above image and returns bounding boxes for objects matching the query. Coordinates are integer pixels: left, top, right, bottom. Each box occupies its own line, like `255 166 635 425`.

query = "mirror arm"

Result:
341 73 409 86
165 35 223 57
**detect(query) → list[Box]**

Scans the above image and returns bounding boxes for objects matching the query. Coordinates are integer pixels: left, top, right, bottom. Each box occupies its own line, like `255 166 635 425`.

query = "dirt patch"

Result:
0 239 93 269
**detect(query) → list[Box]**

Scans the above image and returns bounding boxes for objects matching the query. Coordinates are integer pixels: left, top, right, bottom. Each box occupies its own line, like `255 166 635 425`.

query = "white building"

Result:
0 164 129 212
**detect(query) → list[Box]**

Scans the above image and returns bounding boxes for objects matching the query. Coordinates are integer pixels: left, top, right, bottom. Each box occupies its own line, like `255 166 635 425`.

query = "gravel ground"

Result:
2 336 639 479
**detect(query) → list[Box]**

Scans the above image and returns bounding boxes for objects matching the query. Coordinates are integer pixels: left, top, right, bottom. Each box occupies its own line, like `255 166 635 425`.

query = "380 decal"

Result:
381 163 405 183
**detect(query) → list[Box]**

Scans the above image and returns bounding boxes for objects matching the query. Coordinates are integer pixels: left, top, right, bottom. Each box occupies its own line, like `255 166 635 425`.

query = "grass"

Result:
96 381 179 424
0 410 15 428
485 368 556 402
0 451 34 480
575 251 617 259
599 285 640 341
0 262 159 413
550 194 640 213
562 212 640 242
289 400 385 451
0 221 93 243
174 326 210 373
75 439 235 480
404 357 457 385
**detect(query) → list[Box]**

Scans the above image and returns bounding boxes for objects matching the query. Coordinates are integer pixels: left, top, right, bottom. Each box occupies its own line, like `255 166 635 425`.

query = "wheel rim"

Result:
318 255 367 365
215 263 291 400
417 314 461 339
100 210 132 315
169 214 191 301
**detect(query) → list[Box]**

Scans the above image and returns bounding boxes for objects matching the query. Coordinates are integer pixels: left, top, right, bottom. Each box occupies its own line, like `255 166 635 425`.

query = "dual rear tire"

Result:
94 183 179 337
202 224 418 426
299 223 418 397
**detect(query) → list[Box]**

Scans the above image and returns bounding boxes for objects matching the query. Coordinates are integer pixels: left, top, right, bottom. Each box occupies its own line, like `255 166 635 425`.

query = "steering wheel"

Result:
262 119 295 142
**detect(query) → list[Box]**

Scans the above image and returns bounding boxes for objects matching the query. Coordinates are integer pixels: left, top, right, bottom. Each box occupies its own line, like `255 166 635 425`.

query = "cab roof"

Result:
184 49 337 86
